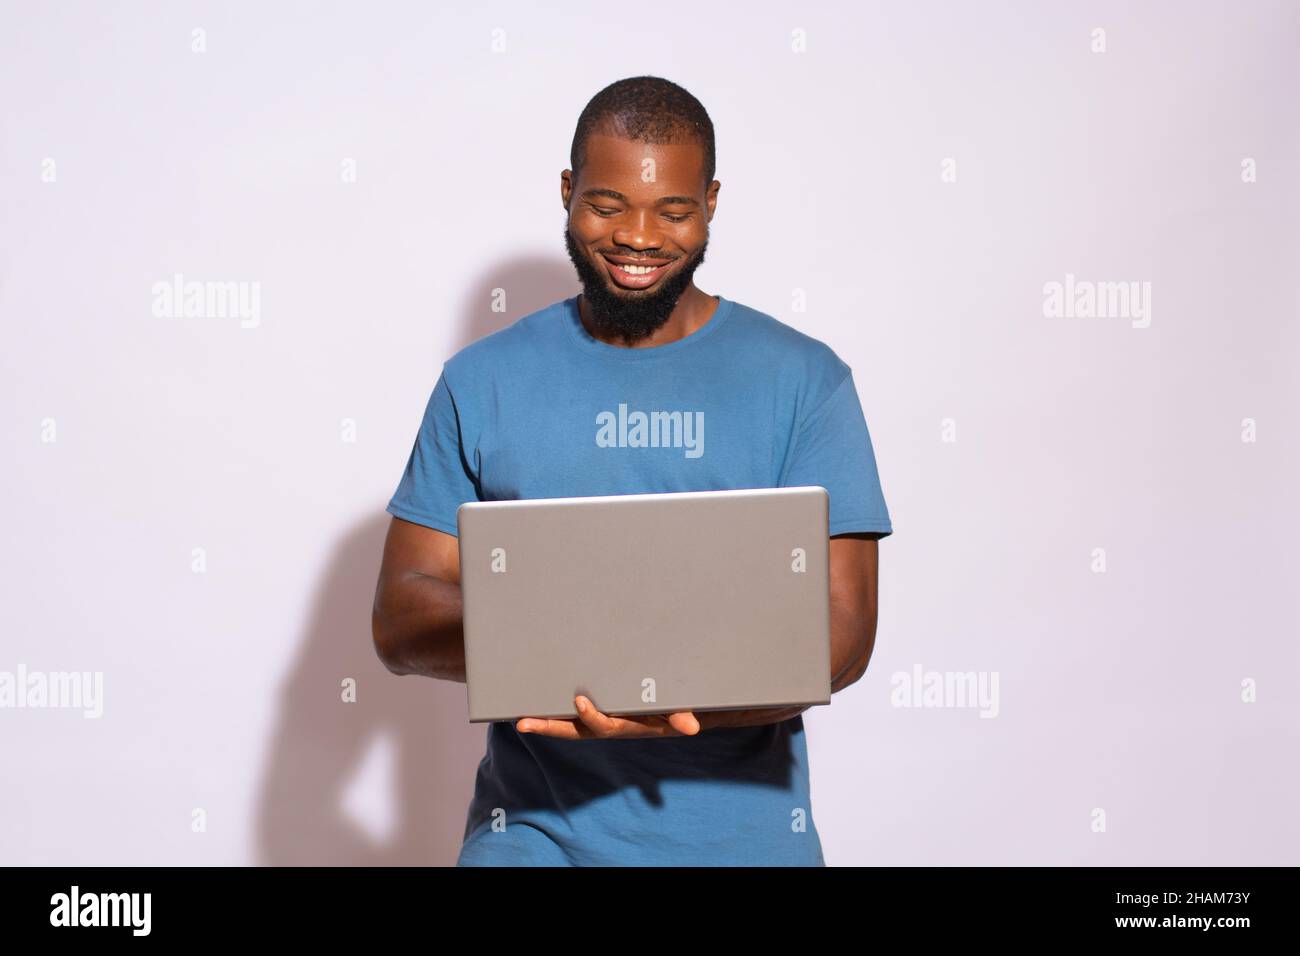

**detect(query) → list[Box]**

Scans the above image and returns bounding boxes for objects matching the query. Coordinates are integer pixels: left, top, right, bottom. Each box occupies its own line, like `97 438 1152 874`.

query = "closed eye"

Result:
590 205 691 223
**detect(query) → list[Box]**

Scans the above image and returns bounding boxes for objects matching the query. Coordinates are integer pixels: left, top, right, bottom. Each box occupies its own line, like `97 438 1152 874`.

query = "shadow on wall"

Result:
254 257 578 865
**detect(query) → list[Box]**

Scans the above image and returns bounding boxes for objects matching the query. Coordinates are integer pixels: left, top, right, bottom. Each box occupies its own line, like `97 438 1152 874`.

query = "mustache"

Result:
598 252 679 262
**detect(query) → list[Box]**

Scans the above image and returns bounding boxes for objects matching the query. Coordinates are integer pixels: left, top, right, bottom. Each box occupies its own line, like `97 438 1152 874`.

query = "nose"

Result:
612 209 664 251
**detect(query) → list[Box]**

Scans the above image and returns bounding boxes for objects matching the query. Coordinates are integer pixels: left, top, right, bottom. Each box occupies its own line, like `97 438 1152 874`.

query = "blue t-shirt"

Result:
387 293 892 866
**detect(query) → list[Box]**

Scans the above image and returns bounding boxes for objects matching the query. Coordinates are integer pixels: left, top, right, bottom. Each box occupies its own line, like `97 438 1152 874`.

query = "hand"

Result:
516 695 701 740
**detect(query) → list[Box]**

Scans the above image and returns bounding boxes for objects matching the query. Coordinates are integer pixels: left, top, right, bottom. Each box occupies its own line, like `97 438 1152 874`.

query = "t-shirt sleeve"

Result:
386 369 480 536
780 368 893 537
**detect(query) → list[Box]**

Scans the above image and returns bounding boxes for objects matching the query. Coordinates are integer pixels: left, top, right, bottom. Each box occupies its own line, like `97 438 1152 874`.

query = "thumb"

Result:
668 711 701 736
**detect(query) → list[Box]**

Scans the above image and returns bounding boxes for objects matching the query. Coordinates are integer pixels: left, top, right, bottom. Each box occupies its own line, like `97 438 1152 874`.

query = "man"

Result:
371 76 892 866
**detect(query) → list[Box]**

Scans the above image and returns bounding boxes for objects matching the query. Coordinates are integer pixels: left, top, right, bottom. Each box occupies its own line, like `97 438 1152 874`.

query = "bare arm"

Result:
827 533 881 691
371 516 467 681
373 516 883 737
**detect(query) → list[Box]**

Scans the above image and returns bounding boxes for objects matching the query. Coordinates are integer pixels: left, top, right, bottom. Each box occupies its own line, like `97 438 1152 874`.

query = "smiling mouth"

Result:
602 254 673 288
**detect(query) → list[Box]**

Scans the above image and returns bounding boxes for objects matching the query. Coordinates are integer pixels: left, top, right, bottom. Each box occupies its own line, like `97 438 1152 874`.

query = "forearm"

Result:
829 586 875 693
372 572 467 682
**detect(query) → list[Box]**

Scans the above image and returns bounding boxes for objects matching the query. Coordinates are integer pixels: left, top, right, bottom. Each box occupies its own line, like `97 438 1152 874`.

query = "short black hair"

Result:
569 76 716 191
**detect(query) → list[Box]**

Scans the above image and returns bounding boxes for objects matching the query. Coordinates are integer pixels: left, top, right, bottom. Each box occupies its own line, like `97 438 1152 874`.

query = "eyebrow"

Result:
580 188 701 208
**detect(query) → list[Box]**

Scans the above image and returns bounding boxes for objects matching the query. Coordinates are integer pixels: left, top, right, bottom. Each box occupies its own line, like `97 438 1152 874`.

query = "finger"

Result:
666 711 700 735
579 697 697 738
573 696 625 737
516 717 585 739
573 697 672 738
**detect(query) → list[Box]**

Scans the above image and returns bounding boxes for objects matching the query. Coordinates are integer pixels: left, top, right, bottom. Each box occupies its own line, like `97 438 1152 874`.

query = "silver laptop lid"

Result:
457 486 830 723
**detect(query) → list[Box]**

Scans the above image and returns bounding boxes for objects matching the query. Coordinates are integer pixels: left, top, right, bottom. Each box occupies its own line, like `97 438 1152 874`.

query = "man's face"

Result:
563 132 715 345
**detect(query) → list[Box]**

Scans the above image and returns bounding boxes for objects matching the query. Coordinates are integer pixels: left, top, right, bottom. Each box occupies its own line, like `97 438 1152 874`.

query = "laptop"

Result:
456 486 831 723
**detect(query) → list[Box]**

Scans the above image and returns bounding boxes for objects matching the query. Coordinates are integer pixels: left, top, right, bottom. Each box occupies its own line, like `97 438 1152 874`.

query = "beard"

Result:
563 223 708 346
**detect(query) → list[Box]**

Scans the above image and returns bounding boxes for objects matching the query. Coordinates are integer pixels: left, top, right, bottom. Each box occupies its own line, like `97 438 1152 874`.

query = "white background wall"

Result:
1 0 1296 865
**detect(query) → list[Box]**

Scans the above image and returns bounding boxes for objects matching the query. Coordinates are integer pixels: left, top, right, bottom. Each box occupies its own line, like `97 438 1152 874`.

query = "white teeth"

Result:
615 263 660 275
